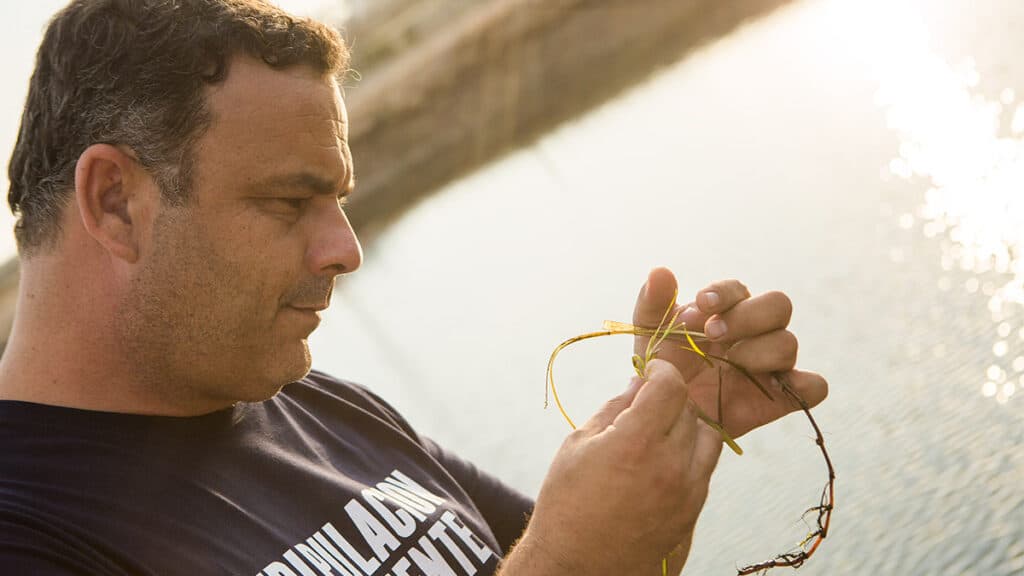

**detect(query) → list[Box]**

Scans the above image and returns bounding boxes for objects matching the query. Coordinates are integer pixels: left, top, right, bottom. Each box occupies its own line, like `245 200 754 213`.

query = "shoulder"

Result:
0 504 123 575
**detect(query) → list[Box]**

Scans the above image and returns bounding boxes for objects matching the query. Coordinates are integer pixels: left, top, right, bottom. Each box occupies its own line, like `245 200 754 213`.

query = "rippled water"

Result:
310 0 1024 573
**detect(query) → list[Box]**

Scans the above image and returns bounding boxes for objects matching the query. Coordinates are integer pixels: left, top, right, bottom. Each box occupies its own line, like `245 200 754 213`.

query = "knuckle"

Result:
782 350 798 370
565 428 590 447
660 371 689 399
780 330 799 363
603 391 632 413
713 278 747 298
646 358 678 379
646 378 688 409
766 290 793 323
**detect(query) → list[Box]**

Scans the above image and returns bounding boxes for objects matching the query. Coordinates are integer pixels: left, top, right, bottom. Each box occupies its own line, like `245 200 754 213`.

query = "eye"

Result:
270 197 308 211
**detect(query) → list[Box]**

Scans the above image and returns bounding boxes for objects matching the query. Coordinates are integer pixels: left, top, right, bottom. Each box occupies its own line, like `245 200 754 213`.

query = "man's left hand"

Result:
632 266 828 439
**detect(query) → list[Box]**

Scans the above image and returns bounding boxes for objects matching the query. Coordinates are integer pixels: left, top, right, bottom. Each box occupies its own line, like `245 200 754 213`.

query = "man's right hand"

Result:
499 359 723 575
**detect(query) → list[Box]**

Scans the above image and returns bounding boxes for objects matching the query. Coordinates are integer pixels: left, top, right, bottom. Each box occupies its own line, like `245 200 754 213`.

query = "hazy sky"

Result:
0 0 339 262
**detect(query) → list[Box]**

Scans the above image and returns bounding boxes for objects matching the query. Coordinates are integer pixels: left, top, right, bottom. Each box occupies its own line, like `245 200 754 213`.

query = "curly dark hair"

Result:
7 0 349 256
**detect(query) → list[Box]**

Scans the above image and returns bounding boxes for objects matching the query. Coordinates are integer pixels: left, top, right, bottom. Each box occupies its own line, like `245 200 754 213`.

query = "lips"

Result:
289 305 327 312
284 305 324 330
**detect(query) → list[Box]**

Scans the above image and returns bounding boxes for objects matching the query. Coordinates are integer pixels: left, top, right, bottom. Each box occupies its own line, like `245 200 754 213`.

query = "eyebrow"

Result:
251 169 355 198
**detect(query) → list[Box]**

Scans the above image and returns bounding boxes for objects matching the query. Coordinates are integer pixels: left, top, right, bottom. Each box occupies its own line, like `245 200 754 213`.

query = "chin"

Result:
273 341 314 385
231 343 312 402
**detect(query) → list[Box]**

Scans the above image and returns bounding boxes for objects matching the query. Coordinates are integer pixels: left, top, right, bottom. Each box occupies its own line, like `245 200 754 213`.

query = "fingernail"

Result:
705 319 727 339
702 291 719 308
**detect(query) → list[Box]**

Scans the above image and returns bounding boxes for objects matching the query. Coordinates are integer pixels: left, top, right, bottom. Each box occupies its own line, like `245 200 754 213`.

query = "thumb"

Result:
580 376 644 433
633 266 679 329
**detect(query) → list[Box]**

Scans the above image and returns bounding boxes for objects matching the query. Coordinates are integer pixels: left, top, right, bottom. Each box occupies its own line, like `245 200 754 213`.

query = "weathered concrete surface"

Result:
0 0 792 348
342 0 793 237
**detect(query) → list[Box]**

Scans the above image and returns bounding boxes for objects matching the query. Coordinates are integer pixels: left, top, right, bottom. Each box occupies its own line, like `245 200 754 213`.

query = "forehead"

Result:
195 56 351 191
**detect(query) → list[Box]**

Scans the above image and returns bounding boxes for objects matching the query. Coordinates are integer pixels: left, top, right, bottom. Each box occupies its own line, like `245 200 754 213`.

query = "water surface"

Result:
311 0 1024 572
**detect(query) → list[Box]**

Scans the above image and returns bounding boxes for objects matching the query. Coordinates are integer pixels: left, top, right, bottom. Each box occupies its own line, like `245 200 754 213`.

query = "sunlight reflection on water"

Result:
311 0 1024 572
865 0 1024 403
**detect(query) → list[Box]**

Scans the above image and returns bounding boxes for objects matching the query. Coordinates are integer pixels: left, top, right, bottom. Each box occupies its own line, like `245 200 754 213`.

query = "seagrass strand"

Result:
544 300 834 575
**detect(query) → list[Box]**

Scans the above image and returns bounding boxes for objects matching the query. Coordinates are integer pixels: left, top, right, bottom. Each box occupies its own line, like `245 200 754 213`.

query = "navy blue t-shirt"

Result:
0 370 533 575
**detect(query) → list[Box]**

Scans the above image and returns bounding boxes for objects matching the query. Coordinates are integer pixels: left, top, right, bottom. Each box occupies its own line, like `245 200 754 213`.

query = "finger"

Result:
677 301 706 332
725 369 829 437
614 359 688 438
725 330 798 372
695 279 751 315
777 369 828 410
689 419 724 483
580 376 645 434
703 290 792 344
632 266 679 329
667 401 697 452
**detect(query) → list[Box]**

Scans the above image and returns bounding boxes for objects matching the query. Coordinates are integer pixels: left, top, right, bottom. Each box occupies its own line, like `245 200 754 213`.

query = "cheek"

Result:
184 210 308 317
170 231 268 316
219 232 305 315
138 212 291 349
207 251 279 316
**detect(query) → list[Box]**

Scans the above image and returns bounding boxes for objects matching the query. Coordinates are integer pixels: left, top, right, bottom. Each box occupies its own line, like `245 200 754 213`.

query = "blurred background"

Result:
2 0 1022 574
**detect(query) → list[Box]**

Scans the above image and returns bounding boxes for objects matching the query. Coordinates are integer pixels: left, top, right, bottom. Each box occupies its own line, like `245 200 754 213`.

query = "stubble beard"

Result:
114 207 307 412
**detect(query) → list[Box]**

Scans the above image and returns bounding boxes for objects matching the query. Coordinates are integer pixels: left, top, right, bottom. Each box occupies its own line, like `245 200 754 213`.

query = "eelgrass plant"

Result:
545 292 834 575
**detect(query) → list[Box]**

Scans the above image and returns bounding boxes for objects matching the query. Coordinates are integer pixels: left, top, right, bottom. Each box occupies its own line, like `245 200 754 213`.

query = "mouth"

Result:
288 305 328 313
284 305 324 332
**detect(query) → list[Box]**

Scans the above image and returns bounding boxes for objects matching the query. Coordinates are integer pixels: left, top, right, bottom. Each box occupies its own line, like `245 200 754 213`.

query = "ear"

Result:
74 144 156 263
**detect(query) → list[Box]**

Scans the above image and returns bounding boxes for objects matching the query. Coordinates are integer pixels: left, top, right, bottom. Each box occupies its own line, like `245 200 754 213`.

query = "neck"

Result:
0 258 225 416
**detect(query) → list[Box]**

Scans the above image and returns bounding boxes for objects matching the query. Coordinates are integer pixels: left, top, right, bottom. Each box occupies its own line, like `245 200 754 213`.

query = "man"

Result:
0 1 828 574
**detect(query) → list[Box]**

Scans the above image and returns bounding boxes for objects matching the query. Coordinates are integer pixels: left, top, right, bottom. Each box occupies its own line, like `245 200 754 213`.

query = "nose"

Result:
306 200 363 277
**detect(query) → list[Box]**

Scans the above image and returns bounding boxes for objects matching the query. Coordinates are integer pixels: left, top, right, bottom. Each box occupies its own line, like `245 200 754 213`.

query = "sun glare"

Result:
836 0 1024 403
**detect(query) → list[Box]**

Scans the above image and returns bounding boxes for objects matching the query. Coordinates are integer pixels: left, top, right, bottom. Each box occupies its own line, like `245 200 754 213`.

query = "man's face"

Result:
117 57 362 408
